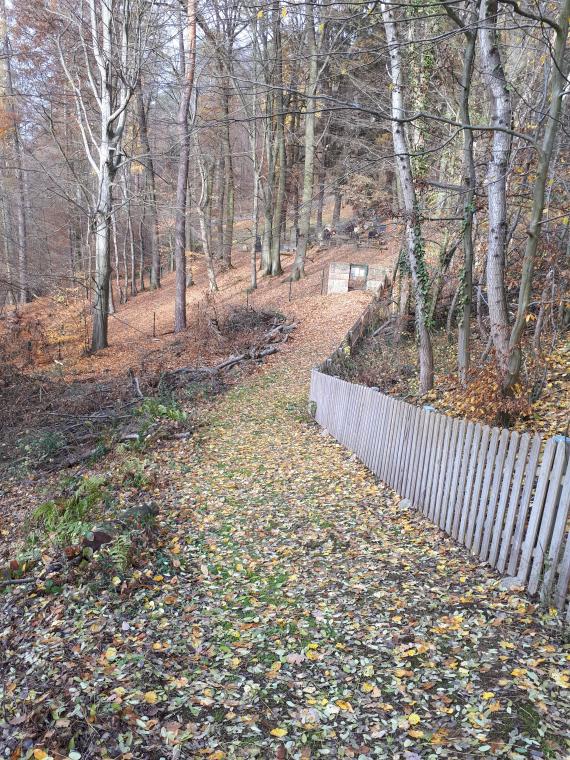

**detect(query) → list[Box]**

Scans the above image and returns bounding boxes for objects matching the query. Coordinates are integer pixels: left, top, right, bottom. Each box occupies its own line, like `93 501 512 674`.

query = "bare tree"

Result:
174 0 197 333
381 1 434 393
55 0 149 350
478 0 513 377
504 0 570 389
290 0 318 281
0 0 29 304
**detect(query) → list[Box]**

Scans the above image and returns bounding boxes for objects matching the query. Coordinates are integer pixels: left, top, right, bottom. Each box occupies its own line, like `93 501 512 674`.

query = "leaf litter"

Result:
1 306 569 760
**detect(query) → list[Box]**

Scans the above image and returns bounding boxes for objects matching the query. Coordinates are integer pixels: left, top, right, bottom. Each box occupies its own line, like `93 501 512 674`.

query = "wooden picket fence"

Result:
310 370 570 618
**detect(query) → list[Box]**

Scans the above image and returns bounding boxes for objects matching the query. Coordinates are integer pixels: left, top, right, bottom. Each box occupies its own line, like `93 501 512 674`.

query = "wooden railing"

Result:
310 370 570 618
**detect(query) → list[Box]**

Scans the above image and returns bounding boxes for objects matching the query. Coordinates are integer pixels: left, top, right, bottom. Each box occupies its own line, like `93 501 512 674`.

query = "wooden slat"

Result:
440 416 459 531
349 384 365 453
388 401 406 488
409 410 427 506
554 521 570 612
402 406 422 499
479 429 511 561
398 405 417 495
381 397 399 483
393 401 413 494
507 434 542 577
384 399 400 486
471 428 500 555
445 419 467 534
457 422 481 543
495 433 530 572
360 389 378 469
434 417 457 529
419 412 438 515
339 380 351 445
528 441 567 595
543 456 570 605
464 426 491 548
371 394 389 478
451 421 473 538
487 432 520 567
371 394 387 478
424 413 443 518
516 437 558 585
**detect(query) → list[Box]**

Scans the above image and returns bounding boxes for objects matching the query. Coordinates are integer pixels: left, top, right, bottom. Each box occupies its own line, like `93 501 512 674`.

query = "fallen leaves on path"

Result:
1 316 569 759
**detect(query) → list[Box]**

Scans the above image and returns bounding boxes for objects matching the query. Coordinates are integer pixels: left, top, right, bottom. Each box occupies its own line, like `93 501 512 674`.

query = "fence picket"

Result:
371 394 389 477
480 429 511 561
389 402 406 487
527 441 567 595
441 418 462 532
554 522 570 612
400 406 420 498
451 421 474 538
361 389 378 469
542 456 570 604
445 420 467 534
394 403 411 492
464 426 491 548
434 417 456 528
487 432 520 567
471 428 500 555
419 412 438 514
410 409 429 508
516 438 558 585
457 423 482 543
506 435 543 577
382 398 399 482
398 405 416 494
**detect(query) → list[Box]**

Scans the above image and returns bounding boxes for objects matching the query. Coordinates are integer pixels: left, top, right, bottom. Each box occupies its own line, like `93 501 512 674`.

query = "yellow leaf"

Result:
144 690 159 704
257 9 264 18
511 668 526 677
551 670 569 688
281 7 287 17
408 713 421 725
33 752 48 760
482 691 495 700
361 682 374 693
104 647 118 662
409 729 424 738
270 727 288 737
335 700 353 712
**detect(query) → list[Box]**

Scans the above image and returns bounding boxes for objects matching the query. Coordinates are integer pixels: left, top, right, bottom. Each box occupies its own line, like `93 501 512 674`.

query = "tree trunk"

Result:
0 0 29 304
92 161 113 351
442 1 479 385
290 1 318 281
381 1 434 393
332 187 342 227
216 153 225 259
174 0 197 333
504 0 570 390
479 0 512 378
136 78 161 290
196 157 218 293
220 74 234 270
316 150 325 232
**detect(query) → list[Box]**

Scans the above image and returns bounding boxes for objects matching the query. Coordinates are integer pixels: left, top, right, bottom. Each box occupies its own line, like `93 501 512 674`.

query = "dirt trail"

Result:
1 283 569 760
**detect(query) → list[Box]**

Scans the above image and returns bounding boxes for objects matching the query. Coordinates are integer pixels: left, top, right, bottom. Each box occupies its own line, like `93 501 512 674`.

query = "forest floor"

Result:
1 257 569 759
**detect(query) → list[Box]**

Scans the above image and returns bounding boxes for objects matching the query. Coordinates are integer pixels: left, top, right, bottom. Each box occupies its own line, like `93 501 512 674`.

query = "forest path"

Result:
3 303 569 759
146 329 569 758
